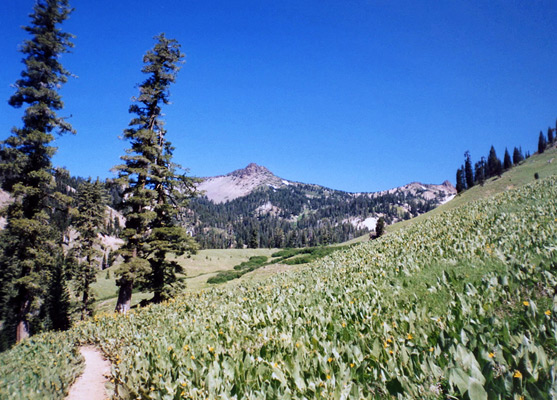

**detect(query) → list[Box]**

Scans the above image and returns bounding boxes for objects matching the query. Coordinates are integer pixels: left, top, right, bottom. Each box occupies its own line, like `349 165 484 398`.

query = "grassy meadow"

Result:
0 148 556 399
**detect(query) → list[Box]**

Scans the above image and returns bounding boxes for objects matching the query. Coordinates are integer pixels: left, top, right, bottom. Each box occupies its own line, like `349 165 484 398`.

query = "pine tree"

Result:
474 157 486 186
375 216 385 238
71 179 108 319
39 257 70 332
464 151 474 189
513 147 523 165
547 127 554 145
486 146 502 178
503 148 512 170
143 139 198 303
0 0 74 346
538 131 547 154
249 226 260 249
114 34 197 311
455 166 465 193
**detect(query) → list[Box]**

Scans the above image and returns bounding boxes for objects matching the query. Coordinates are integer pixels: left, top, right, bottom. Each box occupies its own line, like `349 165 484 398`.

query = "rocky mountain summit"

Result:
196 163 291 203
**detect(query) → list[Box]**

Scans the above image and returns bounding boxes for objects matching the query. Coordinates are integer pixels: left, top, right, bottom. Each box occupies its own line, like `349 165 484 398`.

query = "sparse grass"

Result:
172 248 277 277
91 248 279 309
207 255 269 284
91 266 119 302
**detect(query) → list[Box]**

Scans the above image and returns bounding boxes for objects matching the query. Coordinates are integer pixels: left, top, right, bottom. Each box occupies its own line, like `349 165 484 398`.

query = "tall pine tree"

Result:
503 148 512 170
547 127 554 145
464 151 474 189
474 157 486 186
486 146 502 178
513 146 523 165
70 179 108 319
538 131 547 154
114 34 197 312
0 0 74 346
455 166 465 193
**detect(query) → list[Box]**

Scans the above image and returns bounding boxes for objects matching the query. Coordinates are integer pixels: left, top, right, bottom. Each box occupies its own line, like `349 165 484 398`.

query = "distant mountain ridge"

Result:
190 164 456 248
197 163 456 204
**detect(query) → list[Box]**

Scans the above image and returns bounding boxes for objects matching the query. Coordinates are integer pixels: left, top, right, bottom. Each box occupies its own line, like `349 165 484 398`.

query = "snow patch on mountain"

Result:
345 216 378 231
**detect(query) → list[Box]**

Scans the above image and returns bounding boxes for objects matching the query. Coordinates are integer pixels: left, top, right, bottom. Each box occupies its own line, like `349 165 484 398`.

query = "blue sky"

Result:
1 1 556 192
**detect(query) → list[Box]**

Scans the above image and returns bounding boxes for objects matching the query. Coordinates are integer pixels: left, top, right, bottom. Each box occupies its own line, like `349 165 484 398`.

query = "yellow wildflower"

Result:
326 375 331 380
406 334 413 340
523 301 529 306
545 310 551 316
191 355 195 360
341 322 346 328
488 352 495 358
350 363 355 368
328 357 333 362
513 370 523 379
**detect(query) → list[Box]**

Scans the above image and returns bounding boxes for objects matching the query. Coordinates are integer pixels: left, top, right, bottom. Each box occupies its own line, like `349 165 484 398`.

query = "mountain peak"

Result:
198 163 287 203
230 163 272 178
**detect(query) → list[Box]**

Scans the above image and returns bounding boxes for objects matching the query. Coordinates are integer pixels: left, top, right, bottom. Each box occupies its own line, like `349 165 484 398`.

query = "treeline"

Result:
0 0 195 349
187 184 437 248
455 120 556 193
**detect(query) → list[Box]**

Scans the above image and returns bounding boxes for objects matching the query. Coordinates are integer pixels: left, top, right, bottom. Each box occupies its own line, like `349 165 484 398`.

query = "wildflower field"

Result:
1 176 556 399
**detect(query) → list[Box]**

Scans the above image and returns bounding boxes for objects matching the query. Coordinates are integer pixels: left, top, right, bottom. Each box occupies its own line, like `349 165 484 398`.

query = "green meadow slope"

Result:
1 151 556 399
388 145 557 233
344 145 557 245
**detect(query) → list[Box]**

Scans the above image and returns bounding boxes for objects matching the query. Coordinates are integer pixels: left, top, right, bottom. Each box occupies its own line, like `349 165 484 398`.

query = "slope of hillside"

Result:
2 169 555 399
384 144 557 235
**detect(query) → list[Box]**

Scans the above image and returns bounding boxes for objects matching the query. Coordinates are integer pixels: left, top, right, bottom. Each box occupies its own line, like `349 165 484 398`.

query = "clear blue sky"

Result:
1 0 556 192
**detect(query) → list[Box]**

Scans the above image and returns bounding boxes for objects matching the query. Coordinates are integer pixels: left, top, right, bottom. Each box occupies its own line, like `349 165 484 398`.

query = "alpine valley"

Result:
188 163 456 248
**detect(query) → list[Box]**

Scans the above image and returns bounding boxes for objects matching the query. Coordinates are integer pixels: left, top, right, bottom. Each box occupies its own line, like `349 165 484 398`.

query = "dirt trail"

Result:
66 346 111 400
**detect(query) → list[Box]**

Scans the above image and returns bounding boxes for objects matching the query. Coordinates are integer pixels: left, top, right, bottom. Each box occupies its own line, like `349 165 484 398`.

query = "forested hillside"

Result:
188 177 454 249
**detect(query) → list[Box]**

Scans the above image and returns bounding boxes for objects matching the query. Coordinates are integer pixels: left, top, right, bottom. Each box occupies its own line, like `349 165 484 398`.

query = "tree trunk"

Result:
115 280 133 314
16 294 31 343
151 255 165 304
81 290 89 320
